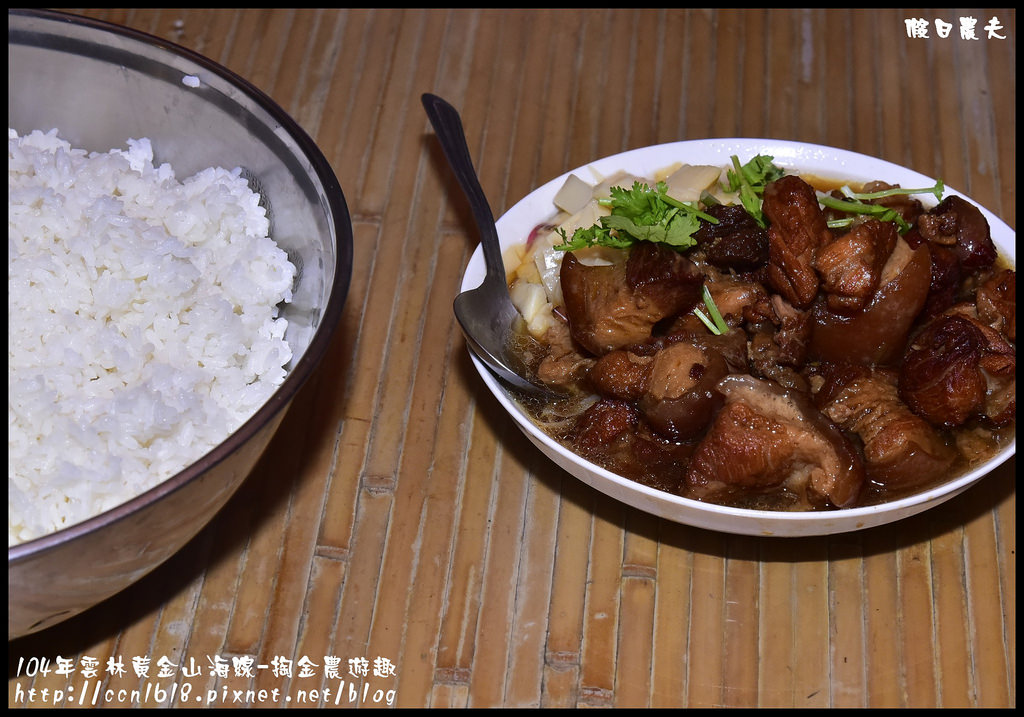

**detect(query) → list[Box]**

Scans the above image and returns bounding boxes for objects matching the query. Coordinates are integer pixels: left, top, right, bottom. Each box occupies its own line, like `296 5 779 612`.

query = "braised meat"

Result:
817 363 956 491
809 238 932 365
560 242 703 355
975 268 1016 343
535 316 594 389
900 308 1015 428
587 347 654 401
814 218 898 313
904 229 962 321
685 375 865 509
762 175 832 308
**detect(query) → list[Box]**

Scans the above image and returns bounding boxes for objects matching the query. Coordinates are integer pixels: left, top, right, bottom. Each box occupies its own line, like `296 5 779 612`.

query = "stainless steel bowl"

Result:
8 9 353 638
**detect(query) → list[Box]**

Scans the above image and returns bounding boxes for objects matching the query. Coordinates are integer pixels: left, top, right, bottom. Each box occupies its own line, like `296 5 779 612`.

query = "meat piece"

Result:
916 195 997 269
661 276 773 336
810 238 931 365
898 313 1013 427
588 330 744 441
748 329 809 392
817 364 956 491
975 268 1015 342
904 228 963 322
587 349 653 400
535 316 594 388
692 203 769 271
689 326 750 374
936 304 1016 427
684 374 866 508
813 219 898 313
560 243 703 355
572 399 695 495
625 241 701 295
762 175 832 308
704 276 774 329
746 295 812 391
574 399 640 453
768 294 811 367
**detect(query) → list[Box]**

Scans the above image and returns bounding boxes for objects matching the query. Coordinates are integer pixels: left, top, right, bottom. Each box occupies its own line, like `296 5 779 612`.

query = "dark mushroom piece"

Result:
636 339 731 441
692 203 769 272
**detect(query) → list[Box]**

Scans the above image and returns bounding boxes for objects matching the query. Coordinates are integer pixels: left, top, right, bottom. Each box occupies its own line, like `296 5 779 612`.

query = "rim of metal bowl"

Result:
8 9 354 562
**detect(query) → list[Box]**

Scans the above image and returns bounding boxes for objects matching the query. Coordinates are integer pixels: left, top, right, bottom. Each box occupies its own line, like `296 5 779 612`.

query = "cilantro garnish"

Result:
554 181 717 252
723 154 786 228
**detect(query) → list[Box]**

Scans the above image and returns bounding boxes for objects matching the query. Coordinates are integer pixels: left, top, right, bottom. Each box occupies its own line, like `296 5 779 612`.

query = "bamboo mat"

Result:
9 8 1015 708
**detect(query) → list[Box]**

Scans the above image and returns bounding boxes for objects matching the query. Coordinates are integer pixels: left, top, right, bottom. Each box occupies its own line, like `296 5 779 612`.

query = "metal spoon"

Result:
422 93 557 398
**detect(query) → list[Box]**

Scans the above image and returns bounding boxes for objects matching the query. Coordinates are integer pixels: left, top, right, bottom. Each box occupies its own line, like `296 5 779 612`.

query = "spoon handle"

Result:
421 93 506 283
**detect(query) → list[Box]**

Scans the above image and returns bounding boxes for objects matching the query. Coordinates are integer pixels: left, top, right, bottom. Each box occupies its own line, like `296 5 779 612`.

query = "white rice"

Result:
8 128 297 546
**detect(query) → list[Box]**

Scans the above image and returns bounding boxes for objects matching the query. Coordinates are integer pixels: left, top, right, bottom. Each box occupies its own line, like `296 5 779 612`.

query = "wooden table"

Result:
9 8 1015 708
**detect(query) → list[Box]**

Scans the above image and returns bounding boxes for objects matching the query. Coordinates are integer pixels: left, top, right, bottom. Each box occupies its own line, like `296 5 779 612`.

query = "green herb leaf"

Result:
722 154 786 228
726 154 786 191
554 180 712 252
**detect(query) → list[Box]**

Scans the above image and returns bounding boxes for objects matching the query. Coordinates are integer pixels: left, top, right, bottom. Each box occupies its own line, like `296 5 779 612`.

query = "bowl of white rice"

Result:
8 9 353 638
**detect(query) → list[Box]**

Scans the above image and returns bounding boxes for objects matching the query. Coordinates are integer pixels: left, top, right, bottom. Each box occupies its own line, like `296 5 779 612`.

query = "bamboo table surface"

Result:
9 8 1016 709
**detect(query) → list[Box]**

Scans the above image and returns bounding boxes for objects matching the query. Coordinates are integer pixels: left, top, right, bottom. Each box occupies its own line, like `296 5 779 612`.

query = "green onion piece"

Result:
699 189 722 207
816 192 911 233
693 308 718 334
694 284 729 336
839 179 944 203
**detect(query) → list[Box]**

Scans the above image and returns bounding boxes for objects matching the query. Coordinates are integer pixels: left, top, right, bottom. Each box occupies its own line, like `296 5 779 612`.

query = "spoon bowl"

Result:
422 93 557 398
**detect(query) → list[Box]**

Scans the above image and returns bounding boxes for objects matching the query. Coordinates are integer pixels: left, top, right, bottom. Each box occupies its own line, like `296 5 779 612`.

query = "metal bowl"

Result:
461 138 1015 538
8 9 353 638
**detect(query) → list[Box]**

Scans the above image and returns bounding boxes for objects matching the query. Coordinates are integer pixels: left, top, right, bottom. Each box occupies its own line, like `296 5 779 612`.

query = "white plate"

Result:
459 138 1016 537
